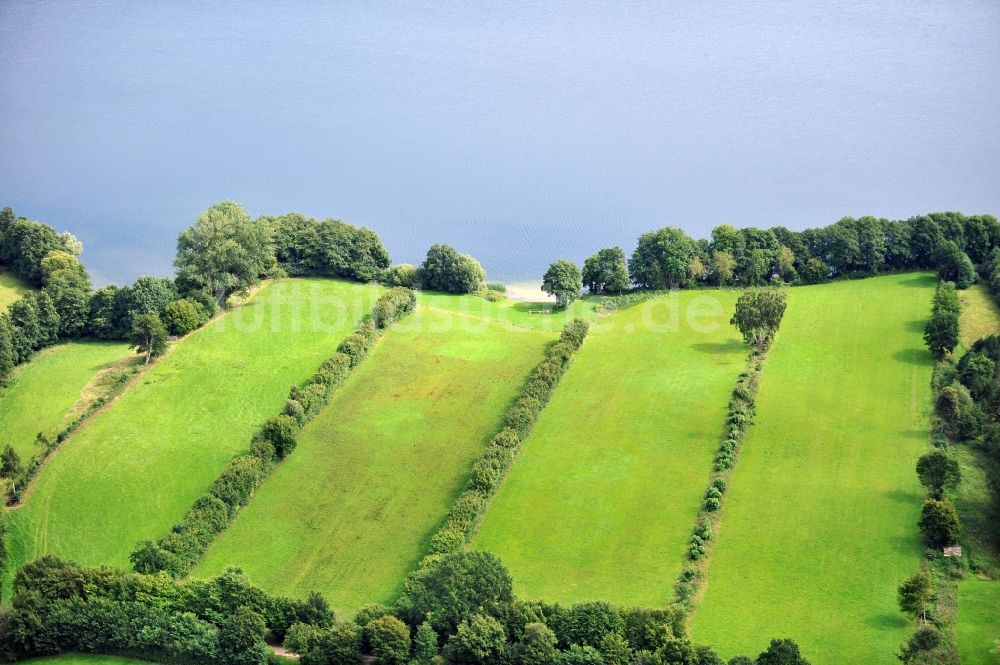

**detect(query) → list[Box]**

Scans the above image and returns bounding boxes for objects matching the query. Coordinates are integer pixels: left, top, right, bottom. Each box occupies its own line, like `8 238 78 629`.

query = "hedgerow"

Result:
669 303 782 615
422 318 591 559
130 288 416 578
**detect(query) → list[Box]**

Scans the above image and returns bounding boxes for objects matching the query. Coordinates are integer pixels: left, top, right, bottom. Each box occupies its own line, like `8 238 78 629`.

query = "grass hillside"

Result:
416 291 600 331
474 290 746 606
195 306 554 614
5 279 381 582
957 580 1000 665
959 283 1000 350
690 273 936 664
0 342 132 460
0 269 33 312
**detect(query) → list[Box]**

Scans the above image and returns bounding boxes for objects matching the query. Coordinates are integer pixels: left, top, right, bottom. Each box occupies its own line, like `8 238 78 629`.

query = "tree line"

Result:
540 212 998 308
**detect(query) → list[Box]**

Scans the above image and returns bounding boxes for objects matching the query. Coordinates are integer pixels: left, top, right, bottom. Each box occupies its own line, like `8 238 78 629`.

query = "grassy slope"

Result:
6 279 381 577
416 291 601 332
957 580 1000 665
0 269 33 312
474 290 746 606
690 274 936 664
195 306 553 614
0 342 132 460
959 284 1000 350
22 656 154 665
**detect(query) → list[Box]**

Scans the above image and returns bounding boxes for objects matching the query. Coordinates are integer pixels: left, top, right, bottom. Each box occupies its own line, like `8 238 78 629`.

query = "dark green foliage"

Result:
730 288 787 348
1 445 23 478
219 605 269 665
383 264 418 287
914 451 960 498
897 572 933 622
583 247 630 294
897 626 941 664
754 639 809 665
918 498 961 548
444 613 507 665
414 620 440 664
924 282 959 359
371 287 416 328
175 201 276 303
286 621 363 665
420 244 486 293
543 260 583 308
129 312 168 364
398 551 514 633
957 351 998 406
560 644 605 665
555 601 624 648
263 213 390 281
261 414 299 459
163 298 207 335
629 227 695 289
366 615 411 665
0 218 63 284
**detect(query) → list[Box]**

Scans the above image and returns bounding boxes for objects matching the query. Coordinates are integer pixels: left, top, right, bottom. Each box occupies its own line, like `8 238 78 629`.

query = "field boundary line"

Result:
670 303 784 624
128 288 416 579
404 318 592 571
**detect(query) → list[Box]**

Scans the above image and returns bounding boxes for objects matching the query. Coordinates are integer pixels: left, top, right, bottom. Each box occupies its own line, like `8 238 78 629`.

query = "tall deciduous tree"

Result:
915 451 960 498
730 288 787 348
582 247 629 294
543 260 583 308
419 244 485 294
628 227 695 289
130 313 168 365
897 572 933 623
175 201 275 304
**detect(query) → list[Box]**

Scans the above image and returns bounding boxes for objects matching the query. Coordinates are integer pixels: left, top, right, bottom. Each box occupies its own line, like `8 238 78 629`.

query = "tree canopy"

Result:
542 260 583 308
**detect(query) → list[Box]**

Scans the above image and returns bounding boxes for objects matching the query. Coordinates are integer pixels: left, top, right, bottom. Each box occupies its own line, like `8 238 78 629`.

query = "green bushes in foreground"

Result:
130 288 416 578
4 550 811 664
422 318 591 560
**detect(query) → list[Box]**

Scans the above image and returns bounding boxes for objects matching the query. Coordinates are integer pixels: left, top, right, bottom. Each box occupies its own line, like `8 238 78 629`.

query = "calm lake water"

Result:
1 1 998 286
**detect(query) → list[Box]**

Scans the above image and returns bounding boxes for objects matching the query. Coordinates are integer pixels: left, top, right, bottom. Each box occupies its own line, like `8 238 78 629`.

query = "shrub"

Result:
918 498 961 548
366 615 411 665
555 601 624 648
445 491 489 538
444 613 507 665
383 264 418 288
211 455 267 511
710 477 727 493
505 396 543 435
162 298 204 335
372 287 416 329
261 414 299 459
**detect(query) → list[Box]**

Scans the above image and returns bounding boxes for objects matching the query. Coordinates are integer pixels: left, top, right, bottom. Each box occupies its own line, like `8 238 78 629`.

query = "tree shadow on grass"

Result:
903 319 926 333
898 274 938 289
865 611 908 631
893 347 932 366
690 340 745 355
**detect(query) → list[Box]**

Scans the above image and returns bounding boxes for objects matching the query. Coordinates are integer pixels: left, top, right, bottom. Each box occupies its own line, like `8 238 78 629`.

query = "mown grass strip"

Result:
4 279 382 587
194 306 557 614
131 288 417 578
474 290 746 606
690 273 936 664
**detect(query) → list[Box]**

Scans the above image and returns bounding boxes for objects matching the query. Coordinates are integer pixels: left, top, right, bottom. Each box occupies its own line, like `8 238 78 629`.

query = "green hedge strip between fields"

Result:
670 312 780 616
418 317 591 563
128 287 417 579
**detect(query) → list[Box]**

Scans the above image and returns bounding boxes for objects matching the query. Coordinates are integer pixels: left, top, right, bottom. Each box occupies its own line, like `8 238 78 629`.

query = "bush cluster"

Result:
0 556 333 664
130 288 416 578
424 319 590 558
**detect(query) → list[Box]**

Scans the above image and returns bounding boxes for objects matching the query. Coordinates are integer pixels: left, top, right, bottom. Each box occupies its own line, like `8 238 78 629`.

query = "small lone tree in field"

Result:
730 288 787 348
1 445 23 478
543 260 583 308
897 571 933 623
915 451 960 498
130 313 168 364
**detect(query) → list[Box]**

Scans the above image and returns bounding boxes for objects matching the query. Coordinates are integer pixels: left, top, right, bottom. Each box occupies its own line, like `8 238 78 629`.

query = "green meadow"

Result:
0 342 132 460
957 580 1000 665
0 269 32 312
5 279 381 580
22 656 154 665
690 274 936 664
474 290 746 606
959 283 1000 350
415 290 601 331
195 306 553 614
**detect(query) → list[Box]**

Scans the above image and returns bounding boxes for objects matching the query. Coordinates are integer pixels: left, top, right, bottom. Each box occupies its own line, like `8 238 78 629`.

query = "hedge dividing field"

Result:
0 342 131 460
690 274 936 664
194 305 554 615
957 580 1000 665
5 279 382 583
0 268 32 312
473 290 746 606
